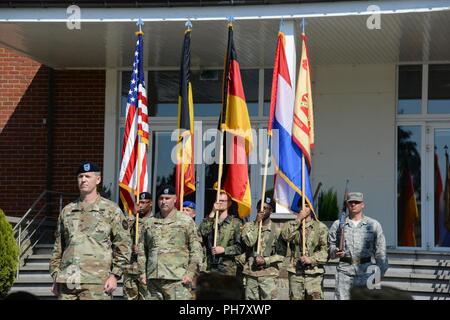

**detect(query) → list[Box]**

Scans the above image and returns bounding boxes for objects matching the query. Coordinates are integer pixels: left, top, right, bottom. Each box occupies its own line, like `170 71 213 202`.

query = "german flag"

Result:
218 24 253 219
175 27 195 208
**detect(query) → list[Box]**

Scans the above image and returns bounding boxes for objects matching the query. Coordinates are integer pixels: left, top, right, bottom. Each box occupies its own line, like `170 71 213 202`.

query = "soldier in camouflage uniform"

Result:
182 201 196 220
198 191 243 277
138 185 203 300
328 192 389 300
50 162 131 300
281 202 328 300
241 197 287 300
123 192 152 300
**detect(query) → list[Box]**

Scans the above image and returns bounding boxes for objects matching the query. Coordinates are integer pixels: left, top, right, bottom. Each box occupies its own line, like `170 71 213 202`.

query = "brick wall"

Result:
0 48 48 217
52 70 105 196
0 48 105 216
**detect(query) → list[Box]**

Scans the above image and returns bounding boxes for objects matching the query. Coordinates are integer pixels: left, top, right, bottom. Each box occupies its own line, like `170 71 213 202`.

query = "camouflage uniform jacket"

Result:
129 215 151 245
328 215 389 276
198 215 243 273
49 196 132 284
241 220 287 277
125 215 151 276
138 209 202 281
281 219 329 275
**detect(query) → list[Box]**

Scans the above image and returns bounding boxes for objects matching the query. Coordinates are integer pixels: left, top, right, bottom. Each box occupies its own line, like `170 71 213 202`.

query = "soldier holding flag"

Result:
281 199 328 300
123 192 152 300
240 197 287 300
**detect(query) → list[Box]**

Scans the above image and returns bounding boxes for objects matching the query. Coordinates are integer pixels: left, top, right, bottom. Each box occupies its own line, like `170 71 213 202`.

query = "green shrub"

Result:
318 188 340 221
0 209 19 298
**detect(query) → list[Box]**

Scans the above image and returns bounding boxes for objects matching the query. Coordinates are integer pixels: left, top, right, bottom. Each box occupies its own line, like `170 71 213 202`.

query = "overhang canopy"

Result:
0 1 449 69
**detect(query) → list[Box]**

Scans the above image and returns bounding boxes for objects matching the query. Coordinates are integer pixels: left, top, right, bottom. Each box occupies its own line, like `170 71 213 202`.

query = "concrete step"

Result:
8 286 125 299
15 275 53 284
325 260 450 275
19 265 49 273
387 249 450 261
25 255 52 264
21 262 49 269
33 244 53 255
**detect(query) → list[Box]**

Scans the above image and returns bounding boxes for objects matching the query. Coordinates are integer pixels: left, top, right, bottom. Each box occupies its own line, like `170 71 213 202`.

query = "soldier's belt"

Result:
340 257 371 265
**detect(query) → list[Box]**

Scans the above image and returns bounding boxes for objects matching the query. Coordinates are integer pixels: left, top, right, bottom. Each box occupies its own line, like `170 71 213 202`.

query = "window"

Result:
397 65 422 114
428 65 450 114
263 68 273 116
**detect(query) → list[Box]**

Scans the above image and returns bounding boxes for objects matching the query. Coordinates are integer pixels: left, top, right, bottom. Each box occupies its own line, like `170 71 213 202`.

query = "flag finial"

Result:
185 19 192 30
136 18 144 33
227 16 234 27
279 17 284 32
301 18 307 34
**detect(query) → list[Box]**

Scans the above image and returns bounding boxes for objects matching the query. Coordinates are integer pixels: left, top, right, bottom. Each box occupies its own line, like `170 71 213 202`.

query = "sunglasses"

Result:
347 201 362 205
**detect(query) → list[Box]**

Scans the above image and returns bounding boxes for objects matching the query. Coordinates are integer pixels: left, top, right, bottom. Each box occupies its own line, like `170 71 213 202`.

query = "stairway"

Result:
10 244 124 299
10 247 450 300
277 249 450 300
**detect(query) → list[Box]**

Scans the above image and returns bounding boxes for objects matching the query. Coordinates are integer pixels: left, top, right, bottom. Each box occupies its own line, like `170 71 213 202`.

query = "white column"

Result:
103 69 119 201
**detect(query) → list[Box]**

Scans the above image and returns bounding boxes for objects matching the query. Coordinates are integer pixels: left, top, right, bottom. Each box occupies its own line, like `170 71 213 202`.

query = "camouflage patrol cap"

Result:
347 192 364 202
76 161 101 175
157 185 176 198
139 192 152 200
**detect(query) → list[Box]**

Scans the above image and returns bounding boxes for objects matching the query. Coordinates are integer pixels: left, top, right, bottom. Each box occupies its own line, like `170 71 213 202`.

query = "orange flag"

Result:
399 165 419 246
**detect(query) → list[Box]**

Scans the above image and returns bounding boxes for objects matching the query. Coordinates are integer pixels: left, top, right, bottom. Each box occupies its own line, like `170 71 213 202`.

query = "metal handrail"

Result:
13 190 77 232
14 190 78 277
13 191 47 232
19 216 47 258
16 206 45 241
18 219 48 269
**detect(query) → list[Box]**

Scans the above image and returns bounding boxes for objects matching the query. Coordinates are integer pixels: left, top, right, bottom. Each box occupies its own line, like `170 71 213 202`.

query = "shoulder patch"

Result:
122 219 129 230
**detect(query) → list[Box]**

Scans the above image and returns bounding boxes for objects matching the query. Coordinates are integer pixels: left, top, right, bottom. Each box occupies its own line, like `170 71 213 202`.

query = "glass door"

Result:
430 125 450 249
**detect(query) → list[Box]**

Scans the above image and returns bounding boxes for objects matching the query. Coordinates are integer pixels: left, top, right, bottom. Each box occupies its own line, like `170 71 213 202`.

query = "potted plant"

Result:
317 188 339 228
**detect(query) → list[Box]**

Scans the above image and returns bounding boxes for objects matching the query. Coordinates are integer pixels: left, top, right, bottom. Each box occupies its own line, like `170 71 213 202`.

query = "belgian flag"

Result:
175 27 195 207
217 24 253 219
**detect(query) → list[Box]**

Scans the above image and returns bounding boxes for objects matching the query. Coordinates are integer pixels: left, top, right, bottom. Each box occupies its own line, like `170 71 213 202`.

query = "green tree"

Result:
0 209 19 298
318 188 340 221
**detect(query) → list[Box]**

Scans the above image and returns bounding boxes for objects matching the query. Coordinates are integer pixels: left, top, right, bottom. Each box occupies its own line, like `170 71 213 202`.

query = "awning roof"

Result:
0 1 449 69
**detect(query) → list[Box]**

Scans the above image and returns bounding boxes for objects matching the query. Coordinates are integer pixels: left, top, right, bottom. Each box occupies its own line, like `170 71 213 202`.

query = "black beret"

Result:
139 192 152 200
77 162 101 175
257 197 275 210
156 185 176 198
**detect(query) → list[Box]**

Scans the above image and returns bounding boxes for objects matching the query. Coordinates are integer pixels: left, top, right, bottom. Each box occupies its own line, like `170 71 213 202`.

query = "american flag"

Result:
119 31 149 215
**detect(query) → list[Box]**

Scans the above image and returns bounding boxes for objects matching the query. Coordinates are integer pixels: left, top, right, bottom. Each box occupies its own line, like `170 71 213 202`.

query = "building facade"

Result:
1 0 450 252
